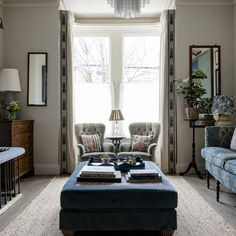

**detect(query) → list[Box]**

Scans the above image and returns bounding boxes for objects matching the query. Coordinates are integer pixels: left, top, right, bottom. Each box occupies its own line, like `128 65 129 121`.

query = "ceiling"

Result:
63 0 174 18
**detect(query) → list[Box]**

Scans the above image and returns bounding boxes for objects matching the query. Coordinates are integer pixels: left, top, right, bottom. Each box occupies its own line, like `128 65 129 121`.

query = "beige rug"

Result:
0 176 235 236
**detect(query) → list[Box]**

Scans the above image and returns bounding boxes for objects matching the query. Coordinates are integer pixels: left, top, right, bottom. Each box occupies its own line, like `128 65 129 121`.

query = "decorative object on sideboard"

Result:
211 95 235 125
0 68 21 120
109 109 124 136
199 98 215 125
175 69 207 120
0 17 4 29
107 0 150 19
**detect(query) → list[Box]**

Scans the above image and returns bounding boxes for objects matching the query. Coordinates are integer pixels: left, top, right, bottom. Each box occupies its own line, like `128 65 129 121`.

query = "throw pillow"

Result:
81 134 102 153
131 135 153 152
230 128 236 151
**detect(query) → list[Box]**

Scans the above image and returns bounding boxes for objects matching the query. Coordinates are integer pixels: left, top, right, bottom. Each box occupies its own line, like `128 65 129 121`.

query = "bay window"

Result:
74 26 160 136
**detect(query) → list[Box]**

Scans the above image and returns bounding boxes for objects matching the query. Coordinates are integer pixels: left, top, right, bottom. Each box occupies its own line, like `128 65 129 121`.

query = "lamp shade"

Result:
0 68 21 92
211 95 235 115
109 109 124 121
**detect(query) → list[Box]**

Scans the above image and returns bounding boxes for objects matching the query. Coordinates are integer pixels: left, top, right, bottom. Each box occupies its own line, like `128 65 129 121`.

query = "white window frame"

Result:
73 25 161 135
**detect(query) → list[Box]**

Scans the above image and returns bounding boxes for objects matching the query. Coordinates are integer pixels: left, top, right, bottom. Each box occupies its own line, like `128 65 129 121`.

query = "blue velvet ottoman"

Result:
60 161 178 236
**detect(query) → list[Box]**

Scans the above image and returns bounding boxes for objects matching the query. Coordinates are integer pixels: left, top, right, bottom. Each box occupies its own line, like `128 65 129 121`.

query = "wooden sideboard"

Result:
0 120 34 177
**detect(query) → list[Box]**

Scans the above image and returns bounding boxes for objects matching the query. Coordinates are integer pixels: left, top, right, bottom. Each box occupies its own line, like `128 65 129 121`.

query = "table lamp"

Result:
0 68 21 104
211 95 235 125
109 109 124 136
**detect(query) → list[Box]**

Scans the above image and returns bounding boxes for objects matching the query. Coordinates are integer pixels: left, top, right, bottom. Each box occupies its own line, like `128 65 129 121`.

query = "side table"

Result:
106 136 125 153
179 119 213 179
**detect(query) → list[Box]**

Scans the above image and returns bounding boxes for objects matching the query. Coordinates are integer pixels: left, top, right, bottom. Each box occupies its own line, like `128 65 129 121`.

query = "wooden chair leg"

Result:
216 180 220 202
161 229 175 236
61 230 75 236
206 170 210 189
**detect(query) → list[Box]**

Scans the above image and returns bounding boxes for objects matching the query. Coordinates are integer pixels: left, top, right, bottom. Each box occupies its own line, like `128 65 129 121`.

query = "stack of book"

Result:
126 169 162 183
77 166 122 183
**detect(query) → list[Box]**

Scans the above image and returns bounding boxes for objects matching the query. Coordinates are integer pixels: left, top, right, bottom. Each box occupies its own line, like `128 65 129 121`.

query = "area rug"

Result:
0 176 235 236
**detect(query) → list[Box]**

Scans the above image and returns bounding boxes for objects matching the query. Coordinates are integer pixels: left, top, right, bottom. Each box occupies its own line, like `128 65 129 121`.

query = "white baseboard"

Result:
34 164 60 175
176 162 205 175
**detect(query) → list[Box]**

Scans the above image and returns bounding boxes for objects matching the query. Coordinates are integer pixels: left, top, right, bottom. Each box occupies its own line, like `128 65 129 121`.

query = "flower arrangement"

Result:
2 101 20 120
6 101 20 112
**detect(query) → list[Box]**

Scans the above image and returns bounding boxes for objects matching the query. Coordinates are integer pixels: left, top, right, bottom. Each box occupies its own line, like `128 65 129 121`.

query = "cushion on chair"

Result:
131 135 153 152
201 147 236 168
81 134 102 153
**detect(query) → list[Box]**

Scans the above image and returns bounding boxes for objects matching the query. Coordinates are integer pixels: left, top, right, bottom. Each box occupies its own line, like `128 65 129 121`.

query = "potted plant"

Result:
199 98 215 125
175 69 207 120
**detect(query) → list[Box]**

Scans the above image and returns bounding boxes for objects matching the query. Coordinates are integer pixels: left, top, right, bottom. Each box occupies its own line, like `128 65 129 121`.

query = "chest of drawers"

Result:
0 120 34 176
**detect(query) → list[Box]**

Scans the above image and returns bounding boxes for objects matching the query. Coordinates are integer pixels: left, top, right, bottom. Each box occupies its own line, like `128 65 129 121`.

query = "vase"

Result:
185 107 199 120
8 111 16 121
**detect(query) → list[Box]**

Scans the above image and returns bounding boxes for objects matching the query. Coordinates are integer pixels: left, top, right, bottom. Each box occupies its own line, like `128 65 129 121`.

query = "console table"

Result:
179 119 211 179
0 147 25 209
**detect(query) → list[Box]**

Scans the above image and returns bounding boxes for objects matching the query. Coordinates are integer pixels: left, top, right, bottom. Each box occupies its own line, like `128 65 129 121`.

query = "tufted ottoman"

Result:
60 161 178 236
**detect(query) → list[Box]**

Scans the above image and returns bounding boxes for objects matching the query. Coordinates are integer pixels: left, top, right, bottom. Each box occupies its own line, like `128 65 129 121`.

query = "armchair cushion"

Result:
102 142 115 153
81 134 102 153
131 135 153 152
119 142 131 152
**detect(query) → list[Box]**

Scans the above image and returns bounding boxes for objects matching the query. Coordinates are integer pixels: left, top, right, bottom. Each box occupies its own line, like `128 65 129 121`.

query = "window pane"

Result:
74 83 112 136
74 37 110 83
123 36 160 82
74 36 112 136
120 83 159 136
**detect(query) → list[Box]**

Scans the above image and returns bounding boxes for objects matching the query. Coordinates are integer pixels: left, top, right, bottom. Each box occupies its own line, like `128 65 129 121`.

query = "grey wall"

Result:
3 4 60 174
0 4 3 67
234 3 236 100
175 3 234 173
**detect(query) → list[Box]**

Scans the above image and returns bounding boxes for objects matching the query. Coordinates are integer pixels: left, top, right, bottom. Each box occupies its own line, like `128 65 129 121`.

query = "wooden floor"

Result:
0 174 235 233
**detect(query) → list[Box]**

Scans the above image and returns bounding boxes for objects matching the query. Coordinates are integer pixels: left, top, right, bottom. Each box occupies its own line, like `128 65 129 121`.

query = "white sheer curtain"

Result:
157 11 169 172
120 83 159 137
66 12 77 173
74 83 112 137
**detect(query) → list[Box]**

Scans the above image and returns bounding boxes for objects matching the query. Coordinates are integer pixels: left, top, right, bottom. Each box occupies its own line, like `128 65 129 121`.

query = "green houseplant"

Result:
175 69 207 119
199 97 215 125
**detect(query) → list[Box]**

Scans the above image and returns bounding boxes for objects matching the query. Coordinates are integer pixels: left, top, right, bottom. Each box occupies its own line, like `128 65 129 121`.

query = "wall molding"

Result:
176 0 234 6
3 0 59 7
34 164 60 175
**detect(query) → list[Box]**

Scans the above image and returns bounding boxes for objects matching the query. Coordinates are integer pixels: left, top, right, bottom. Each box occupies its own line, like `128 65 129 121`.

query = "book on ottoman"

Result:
77 166 122 183
126 169 162 183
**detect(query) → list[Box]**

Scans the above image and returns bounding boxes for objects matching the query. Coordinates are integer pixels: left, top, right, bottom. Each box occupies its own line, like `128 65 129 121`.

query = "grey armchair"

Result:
117 122 161 161
75 123 116 161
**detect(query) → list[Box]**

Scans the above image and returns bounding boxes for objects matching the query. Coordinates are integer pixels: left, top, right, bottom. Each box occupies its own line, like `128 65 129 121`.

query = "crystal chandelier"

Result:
107 0 150 19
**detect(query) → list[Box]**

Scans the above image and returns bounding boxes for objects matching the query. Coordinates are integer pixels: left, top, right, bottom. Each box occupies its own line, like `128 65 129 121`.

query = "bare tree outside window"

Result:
123 36 160 83
74 37 110 83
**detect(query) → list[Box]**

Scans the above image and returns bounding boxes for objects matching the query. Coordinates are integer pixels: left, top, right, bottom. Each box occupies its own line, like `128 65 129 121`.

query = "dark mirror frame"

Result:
189 45 221 98
27 52 48 106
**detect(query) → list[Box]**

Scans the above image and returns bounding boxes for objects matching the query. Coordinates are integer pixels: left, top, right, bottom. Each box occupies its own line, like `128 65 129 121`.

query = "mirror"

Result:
190 45 221 98
27 52 47 106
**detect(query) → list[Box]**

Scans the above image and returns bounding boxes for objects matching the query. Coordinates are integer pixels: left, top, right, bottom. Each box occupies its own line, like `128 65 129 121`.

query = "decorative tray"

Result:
87 155 145 173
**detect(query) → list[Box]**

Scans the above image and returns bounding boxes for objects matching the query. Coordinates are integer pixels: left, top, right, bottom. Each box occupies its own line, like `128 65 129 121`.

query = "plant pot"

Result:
185 107 199 120
203 114 215 126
